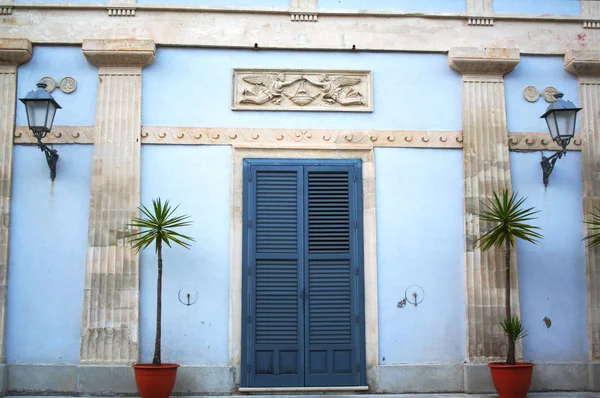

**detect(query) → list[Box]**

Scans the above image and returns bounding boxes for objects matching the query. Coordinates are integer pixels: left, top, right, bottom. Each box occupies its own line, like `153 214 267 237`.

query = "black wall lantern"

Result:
539 92 581 187
19 82 61 181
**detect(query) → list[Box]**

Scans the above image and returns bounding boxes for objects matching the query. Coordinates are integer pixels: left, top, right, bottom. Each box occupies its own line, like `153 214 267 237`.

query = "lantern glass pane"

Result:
45 102 58 131
544 112 559 140
25 101 50 130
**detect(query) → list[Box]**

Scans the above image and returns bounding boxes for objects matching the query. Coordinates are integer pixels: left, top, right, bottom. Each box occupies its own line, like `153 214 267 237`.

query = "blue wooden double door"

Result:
242 159 366 388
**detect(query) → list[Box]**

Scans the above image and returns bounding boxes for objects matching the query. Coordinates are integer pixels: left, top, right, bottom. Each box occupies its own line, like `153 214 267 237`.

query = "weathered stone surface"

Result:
79 40 155 364
0 39 31 66
0 9 596 55
82 39 155 67
376 364 463 393
7 364 77 393
450 47 521 361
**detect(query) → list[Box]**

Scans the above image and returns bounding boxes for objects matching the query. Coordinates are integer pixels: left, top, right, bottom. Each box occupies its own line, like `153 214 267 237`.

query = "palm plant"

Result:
128 198 195 366
477 189 542 365
584 208 600 248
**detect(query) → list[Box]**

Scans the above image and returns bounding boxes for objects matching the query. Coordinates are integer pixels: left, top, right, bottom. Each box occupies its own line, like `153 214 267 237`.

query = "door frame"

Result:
228 148 379 388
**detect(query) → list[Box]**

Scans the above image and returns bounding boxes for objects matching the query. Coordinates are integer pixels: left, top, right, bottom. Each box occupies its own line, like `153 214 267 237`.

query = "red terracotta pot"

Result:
132 363 180 398
488 362 535 398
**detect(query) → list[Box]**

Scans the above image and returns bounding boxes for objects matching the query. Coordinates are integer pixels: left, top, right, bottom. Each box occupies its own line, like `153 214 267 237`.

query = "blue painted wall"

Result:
494 0 580 15
375 148 465 364
17 46 98 127
319 0 465 12
140 145 231 365
6 145 93 364
137 0 285 6
505 55 579 134
142 49 462 131
511 152 588 362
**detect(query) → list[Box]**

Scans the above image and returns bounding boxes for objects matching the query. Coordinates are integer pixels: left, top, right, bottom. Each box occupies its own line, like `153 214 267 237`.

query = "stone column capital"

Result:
82 39 155 68
0 39 32 67
449 47 520 76
565 49 600 77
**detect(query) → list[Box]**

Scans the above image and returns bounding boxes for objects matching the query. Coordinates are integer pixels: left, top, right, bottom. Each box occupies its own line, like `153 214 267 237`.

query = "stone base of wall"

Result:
1 362 594 395
5 364 234 395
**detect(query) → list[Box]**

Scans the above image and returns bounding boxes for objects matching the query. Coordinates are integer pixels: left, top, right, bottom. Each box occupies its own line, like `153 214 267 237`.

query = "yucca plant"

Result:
477 189 542 365
128 198 195 366
584 208 600 248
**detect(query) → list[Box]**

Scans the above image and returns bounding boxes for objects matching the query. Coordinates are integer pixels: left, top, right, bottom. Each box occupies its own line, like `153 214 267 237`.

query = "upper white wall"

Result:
6 145 93 364
375 147 465 364
511 152 589 362
16 46 98 127
139 145 231 365
142 48 462 131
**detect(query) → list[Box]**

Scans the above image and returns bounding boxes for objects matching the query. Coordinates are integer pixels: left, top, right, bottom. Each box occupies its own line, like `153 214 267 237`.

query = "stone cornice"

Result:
82 39 155 68
0 39 32 66
449 47 520 76
1 9 597 55
565 49 600 77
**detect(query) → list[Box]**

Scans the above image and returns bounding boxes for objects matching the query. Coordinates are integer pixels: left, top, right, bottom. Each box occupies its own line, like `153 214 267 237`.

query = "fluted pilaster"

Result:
0 39 31 362
449 47 520 360
80 40 155 364
565 50 600 360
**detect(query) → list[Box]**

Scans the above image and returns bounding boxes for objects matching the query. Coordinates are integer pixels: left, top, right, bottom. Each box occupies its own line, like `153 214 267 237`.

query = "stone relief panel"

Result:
232 69 373 112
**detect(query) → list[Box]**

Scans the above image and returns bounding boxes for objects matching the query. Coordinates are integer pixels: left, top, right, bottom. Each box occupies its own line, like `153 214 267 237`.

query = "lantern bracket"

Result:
32 129 59 181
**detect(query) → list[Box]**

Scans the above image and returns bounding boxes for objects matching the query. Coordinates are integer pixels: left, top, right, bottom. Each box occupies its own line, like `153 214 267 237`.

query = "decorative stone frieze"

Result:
80 39 155 364
449 47 521 362
467 0 495 27
141 127 461 148
14 126 96 145
565 49 600 363
233 69 372 112
508 132 582 151
0 39 32 363
582 0 600 29
107 0 135 17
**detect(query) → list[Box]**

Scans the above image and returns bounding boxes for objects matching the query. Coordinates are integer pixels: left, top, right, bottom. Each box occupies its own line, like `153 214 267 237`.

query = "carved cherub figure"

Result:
304 74 364 106
240 73 302 105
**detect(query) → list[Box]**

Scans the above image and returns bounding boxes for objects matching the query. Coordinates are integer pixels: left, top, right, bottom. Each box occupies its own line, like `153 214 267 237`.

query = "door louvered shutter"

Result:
304 167 360 386
245 166 304 387
243 160 364 388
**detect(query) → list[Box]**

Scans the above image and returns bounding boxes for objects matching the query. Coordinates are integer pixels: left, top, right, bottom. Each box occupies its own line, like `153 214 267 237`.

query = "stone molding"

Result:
141 127 462 148
449 47 520 76
82 39 155 68
14 126 573 153
0 38 31 365
14 126 96 144
108 0 135 17
0 39 32 66
290 0 317 22
566 50 600 77
466 0 493 26
450 47 522 361
1 10 595 55
232 69 372 112
565 49 600 361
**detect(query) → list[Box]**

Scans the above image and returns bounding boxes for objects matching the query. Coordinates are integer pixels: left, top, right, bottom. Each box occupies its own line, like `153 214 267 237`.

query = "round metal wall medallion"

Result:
59 77 77 94
542 86 558 103
39 77 56 93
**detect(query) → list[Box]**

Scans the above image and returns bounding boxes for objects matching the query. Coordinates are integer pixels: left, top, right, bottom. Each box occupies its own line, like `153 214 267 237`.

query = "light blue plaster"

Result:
375 148 465 364
140 145 231 365
511 152 588 362
17 46 97 127
494 0 580 15
319 0 465 12
6 145 93 364
505 56 579 133
137 0 284 5
142 49 462 131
